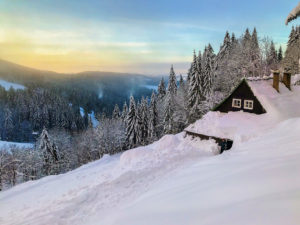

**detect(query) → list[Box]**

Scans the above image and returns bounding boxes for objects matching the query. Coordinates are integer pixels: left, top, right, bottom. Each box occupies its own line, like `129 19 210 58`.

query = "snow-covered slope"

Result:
0 79 25 91
0 140 33 150
1 82 300 225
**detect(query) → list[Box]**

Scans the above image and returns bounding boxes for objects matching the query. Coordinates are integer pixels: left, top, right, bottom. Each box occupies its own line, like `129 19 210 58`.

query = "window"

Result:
244 100 254 110
232 98 241 108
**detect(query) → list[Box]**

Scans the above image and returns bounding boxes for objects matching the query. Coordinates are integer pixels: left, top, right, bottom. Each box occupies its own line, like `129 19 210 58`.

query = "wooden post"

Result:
283 72 291 90
272 70 280 92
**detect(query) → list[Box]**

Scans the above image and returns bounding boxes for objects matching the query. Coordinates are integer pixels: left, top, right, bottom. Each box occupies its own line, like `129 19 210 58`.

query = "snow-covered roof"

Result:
186 78 300 143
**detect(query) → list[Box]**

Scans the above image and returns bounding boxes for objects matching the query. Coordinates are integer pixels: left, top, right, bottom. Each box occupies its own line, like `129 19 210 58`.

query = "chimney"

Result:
283 72 291 90
272 70 280 92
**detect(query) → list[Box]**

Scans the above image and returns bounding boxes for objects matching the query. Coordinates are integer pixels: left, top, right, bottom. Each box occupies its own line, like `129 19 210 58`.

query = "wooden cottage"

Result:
213 71 292 115
213 79 267 114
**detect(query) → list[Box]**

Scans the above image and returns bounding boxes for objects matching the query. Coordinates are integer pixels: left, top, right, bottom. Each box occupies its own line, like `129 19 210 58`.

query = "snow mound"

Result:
0 79 25 91
120 133 218 170
111 118 300 225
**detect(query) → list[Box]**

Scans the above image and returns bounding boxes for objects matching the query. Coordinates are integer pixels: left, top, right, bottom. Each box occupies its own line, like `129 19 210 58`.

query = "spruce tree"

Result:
187 50 203 123
163 65 177 134
203 45 214 98
121 102 128 120
278 46 283 62
140 97 149 144
157 77 166 98
242 28 251 47
39 127 59 175
167 65 177 95
125 96 138 148
267 41 278 69
149 91 158 140
179 74 185 89
163 94 174 134
112 104 120 119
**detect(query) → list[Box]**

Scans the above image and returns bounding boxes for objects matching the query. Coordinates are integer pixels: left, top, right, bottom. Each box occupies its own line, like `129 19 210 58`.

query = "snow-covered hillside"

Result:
1 81 300 225
0 79 25 91
0 140 33 150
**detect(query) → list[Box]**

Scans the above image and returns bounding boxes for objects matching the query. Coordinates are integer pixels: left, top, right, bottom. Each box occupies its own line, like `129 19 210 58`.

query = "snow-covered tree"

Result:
121 102 128 120
278 46 283 62
163 65 177 134
139 97 149 145
267 41 278 70
149 92 158 141
188 50 203 122
125 96 138 148
157 77 166 99
38 127 60 175
167 65 177 95
284 26 300 74
112 104 120 119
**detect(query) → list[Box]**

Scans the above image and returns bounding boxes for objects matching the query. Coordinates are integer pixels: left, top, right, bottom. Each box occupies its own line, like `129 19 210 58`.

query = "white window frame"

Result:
232 98 241 108
244 100 254 110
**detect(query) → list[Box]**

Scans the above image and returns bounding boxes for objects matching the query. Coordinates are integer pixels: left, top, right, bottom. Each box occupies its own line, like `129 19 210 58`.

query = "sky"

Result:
0 0 299 75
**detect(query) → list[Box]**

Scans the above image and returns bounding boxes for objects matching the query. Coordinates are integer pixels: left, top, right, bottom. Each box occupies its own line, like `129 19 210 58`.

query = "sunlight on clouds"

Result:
0 26 191 73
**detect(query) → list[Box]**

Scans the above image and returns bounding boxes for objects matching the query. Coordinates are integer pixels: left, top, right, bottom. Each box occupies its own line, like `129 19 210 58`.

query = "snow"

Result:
0 133 218 225
89 111 99 127
79 107 84 117
79 107 99 127
0 79 25 91
292 74 300 85
1 80 300 225
0 140 34 150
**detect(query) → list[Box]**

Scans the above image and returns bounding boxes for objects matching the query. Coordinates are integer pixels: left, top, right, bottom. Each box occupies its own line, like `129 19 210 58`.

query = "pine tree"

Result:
39 127 59 175
135 101 143 145
284 26 300 74
179 74 185 89
215 31 231 71
163 94 175 134
139 97 149 145
203 46 214 98
267 41 278 70
278 46 283 62
3 107 13 141
112 104 120 119
242 28 251 47
125 96 138 148
163 65 177 134
250 27 261 77
251 28 259 51
187 51 203 122
231 32 237 46
167 65 177 95
121 102 128 120
157 77 166 99
149 91 158 140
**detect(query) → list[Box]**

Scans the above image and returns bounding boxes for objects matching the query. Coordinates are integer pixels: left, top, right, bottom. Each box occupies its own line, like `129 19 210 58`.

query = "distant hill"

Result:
0 59 163 114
